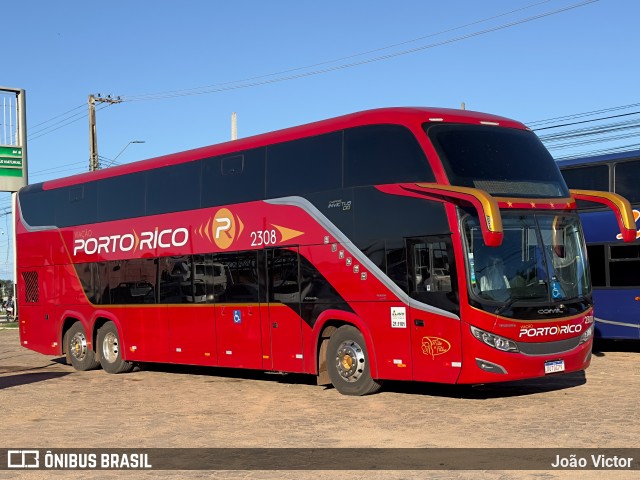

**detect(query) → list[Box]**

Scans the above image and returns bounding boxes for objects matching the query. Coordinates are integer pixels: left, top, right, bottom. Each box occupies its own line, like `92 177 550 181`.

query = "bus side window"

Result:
201 148 266 207
266 132 342 197
212 251 262 303
108 258 157 305
407 236 458 314
222 155 244 176
385 241 408 294
614 159 640 203
586 245 606 287
560 164 610 210
344 125 435 187
609 244 640 287
159 256 194 304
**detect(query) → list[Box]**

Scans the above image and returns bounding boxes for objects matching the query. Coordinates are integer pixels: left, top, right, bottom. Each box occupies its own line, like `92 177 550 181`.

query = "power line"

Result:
121 0 598 102
526 100 640 159
531 110 640 132
120 0 557 100
28 108 88 139
526 102 640 127
29 164 88 180
29 104 85 130
28 103 112 142
553 143 640 160
22 1 596 143
538 117 640 141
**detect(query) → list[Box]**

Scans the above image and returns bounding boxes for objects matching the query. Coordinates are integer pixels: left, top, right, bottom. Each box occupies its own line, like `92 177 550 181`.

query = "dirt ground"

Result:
0 328 638 480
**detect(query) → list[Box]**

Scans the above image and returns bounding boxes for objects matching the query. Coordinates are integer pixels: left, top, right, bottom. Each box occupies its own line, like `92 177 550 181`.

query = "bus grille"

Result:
518 336 582 356
21 271 39 303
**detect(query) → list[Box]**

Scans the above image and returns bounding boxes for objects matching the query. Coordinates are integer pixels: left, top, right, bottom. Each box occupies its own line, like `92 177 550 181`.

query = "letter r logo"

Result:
212 208 236 250
215 218 231 239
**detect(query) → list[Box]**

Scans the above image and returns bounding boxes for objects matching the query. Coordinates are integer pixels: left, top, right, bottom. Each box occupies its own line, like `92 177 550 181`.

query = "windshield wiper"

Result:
494 293 550 316
551 293 587 304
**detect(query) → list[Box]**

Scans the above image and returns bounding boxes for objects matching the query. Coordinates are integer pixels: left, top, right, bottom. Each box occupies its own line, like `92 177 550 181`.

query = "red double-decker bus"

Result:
16 107 636 395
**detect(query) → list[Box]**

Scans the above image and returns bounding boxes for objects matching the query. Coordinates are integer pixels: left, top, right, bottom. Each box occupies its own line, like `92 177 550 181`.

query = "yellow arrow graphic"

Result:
272 224 304 243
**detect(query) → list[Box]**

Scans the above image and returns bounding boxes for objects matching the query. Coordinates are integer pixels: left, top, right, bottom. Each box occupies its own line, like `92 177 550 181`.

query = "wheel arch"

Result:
313 310 379 384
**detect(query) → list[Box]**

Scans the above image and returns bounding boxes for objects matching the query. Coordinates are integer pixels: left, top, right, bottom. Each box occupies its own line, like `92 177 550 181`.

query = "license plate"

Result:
544 359 565 374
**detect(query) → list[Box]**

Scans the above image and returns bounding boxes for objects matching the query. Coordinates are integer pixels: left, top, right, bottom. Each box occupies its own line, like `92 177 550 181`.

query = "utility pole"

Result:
88 94 122 171
231 112 237 140
88 95 98 171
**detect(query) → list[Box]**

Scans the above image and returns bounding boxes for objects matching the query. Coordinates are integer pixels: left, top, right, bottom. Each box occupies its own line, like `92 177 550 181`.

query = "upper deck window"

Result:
614 159 640 203
147 161 201 215
97 172 146 222
344 125 434 187
561 164 610 192
426 124 569 198
560 164 610 210
266 132 342 197
201 147 266 207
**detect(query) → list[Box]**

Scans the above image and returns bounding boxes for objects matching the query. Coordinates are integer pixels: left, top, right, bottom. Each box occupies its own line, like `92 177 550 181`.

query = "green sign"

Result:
0 146 23 168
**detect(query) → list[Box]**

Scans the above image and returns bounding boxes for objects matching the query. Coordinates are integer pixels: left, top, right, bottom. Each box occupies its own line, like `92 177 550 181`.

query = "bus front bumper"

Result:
456 326 593 384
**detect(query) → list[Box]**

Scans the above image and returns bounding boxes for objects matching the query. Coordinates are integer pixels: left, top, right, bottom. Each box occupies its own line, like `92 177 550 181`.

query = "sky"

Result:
0 0 638 281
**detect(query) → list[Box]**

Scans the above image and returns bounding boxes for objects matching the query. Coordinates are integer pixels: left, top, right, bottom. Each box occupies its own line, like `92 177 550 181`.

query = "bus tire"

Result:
97 321 134 374
327 325 383 396
66 322 100 371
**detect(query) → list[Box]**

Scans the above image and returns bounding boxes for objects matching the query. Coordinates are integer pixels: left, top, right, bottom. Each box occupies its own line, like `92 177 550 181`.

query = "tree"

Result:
0 279 14 300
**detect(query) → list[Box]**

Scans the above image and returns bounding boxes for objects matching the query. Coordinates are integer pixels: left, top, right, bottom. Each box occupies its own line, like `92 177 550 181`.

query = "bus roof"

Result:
41 106 526 191
555 148 640 168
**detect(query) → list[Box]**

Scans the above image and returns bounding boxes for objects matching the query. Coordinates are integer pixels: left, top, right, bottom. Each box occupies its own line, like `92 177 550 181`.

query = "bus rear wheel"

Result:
97 322 134 374
327 325 383 396
66 322 100 371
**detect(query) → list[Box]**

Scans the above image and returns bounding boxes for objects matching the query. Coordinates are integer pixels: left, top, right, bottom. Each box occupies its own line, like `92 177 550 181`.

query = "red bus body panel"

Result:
16 107 593 386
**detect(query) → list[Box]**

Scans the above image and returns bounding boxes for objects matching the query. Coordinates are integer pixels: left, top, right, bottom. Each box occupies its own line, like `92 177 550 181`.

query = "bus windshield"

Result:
426 123 570 199
463 212 590 305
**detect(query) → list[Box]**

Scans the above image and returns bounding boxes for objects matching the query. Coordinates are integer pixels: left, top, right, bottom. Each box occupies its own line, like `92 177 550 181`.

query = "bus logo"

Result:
421 336 451 359
519 324 582 337
616 209 640 240
72 227 189 256
213 208 236 250
7 450 40 468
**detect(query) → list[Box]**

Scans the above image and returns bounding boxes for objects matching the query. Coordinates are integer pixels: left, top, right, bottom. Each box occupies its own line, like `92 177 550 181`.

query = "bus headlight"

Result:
470 325 519 352
579 324 594 344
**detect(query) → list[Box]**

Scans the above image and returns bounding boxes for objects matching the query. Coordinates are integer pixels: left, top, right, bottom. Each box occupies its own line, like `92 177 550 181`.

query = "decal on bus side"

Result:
198 207 304 249
518 324 583 338
212 208 236 250
391 307 407 328
615 209 640 240
72 228 189 256
421 337 451 359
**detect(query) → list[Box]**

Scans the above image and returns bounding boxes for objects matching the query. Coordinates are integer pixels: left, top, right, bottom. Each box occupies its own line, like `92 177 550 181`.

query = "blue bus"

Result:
558 150 640 340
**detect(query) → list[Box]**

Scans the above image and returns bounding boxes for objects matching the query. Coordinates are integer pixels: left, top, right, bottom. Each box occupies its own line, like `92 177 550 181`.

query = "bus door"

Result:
406 236 462 383
264 248 305 373
214 251 264 369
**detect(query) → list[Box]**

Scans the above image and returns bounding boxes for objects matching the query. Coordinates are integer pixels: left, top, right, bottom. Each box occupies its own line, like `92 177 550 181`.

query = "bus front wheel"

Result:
97 322 134 374
66 322 100 371
327 325 383 396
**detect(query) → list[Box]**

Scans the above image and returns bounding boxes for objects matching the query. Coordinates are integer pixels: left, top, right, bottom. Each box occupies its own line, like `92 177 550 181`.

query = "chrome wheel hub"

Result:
70 332 88 361
102 332 119 364
335 339 365 382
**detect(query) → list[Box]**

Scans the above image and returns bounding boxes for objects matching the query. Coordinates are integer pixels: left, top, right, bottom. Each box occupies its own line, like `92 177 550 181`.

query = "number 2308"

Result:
250 229 277 246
